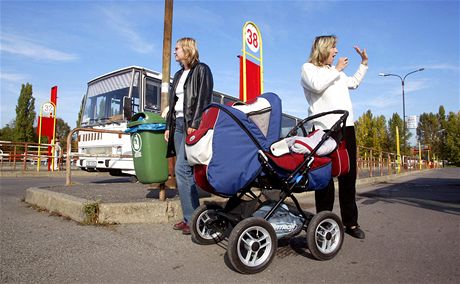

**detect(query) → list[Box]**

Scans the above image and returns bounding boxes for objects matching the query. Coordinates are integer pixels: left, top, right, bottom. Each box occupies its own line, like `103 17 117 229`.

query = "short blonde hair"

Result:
177 37 200 68
308 35 337 67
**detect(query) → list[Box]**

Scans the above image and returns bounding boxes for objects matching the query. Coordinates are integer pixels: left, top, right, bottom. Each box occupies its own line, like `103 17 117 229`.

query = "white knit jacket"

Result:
300 62 368 129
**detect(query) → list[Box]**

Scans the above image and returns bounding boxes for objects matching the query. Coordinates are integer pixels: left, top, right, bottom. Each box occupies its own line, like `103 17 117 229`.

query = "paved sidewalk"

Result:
23 169 426 225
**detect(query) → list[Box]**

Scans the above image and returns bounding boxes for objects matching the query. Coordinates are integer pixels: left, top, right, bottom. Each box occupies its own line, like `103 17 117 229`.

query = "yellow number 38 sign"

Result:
245 22 260 53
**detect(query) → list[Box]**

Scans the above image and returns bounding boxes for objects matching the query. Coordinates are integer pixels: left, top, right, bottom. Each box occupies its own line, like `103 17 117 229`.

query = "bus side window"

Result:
223 96 238 105
145 79 160 112
212 94 223 103
131 87 140 114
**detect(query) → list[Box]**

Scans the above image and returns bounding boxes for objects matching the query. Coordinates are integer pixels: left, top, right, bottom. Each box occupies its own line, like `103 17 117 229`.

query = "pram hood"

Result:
186 92 282 196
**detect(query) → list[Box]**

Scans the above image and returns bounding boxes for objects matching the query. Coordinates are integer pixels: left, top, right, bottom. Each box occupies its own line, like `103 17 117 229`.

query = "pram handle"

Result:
286 110 349 141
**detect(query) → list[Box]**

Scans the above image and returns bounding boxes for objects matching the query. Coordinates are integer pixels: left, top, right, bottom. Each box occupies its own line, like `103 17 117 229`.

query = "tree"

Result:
355 110 388 156
373 115 388 153
444 111 460 166
55 118 71 152
388 113 402 153
417 112 441 160
76 97 84 128
14 83 36 142
355 110 373 150
0 123 15 141
437 106 448 161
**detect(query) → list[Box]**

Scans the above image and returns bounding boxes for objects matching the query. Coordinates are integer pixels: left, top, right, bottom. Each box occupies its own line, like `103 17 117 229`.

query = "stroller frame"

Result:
190 109 349 274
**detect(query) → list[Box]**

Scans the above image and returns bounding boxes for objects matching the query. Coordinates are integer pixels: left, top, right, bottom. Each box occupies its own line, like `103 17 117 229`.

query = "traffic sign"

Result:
245 23 260 53
42 102 55 117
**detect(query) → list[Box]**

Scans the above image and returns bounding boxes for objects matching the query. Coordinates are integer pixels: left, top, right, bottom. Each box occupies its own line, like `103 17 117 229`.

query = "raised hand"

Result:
354 45 368 65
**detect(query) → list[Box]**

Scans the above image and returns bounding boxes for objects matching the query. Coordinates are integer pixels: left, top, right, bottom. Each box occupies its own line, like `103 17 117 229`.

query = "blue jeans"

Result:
174 118 200 224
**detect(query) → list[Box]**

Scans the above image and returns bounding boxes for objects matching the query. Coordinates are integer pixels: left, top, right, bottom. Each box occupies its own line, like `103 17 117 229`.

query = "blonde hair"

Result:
308 35 337 67
177 37 200 68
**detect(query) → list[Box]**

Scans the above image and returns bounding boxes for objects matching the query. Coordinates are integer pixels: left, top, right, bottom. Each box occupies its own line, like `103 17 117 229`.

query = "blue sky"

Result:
1 0 459 134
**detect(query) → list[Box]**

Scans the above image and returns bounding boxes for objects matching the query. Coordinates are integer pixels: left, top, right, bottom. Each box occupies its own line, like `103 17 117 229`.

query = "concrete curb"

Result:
24 169 434 224
25 187 184 224
1 170 109 178
25 187 93 223
98 201 182 224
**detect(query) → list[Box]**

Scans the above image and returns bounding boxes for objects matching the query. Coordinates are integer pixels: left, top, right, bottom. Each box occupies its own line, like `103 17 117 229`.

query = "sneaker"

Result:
173 221 187 231
345 226 365 239
182 224 191 235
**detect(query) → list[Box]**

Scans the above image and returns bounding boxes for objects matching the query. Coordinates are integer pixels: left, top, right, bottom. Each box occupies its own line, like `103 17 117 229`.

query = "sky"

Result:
1 0 459 136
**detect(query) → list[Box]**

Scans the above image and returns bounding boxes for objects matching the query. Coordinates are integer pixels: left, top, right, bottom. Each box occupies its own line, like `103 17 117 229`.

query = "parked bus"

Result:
77 66 301 176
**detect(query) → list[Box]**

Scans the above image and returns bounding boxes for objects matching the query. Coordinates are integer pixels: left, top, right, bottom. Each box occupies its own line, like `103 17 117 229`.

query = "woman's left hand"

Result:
354 45 368 65
187 127 196 135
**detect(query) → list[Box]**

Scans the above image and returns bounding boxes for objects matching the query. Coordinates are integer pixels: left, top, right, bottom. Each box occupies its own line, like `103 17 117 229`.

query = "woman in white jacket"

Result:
301 35 368 239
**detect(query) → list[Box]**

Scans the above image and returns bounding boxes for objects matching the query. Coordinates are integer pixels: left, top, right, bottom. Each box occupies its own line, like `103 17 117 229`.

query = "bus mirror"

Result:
123 96 132 120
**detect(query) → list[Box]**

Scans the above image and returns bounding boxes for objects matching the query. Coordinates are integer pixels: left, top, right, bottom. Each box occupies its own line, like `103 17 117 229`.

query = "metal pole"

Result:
401 79 406 154
379 68 424 158
66 128 127 186
159 0 174 201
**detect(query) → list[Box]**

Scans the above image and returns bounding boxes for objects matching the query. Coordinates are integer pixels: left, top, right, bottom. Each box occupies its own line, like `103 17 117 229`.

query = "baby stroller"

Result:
185 93 349 274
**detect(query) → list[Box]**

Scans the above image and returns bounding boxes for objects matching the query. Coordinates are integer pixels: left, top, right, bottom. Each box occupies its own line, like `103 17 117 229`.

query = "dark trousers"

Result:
315 126 358 227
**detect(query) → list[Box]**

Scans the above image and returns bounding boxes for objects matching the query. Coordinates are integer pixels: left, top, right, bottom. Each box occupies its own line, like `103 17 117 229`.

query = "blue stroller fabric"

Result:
186 92 282 196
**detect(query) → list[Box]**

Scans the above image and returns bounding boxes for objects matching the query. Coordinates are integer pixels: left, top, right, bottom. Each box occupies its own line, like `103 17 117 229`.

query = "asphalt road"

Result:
1 168 459 283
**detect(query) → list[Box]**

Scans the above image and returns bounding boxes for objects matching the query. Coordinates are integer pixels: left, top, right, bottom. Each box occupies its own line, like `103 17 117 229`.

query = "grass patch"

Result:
83 201 100 225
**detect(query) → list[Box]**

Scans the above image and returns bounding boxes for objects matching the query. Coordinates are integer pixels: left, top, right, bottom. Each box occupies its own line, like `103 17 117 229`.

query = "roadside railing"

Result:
64 127 167 201
3 137 437 195
64 128 129 185
357 145 436 178
0 140 63 171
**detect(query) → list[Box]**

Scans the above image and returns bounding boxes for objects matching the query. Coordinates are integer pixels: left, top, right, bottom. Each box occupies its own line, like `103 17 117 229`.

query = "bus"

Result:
77 66 301 176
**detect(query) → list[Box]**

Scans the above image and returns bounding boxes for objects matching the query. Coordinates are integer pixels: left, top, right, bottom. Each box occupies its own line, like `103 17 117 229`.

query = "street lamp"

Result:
379 68 425 153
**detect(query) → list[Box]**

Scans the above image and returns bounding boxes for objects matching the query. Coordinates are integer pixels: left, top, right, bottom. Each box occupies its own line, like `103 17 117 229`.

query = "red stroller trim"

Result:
266 152 331 173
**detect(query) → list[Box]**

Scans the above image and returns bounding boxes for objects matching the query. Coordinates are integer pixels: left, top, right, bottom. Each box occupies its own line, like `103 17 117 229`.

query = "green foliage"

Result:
444 111 460 165
417 112 440 146
387 113 411 155
355 110 389 156
0 123 15 141
355 110 373 149
55 118 71 152
373 115 388 152
83 201 100 225
76 97 84 128
14 83 36 142
388 113 402 153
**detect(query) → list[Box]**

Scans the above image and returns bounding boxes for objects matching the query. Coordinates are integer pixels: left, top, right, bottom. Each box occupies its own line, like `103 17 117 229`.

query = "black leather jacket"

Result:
166 62 213 157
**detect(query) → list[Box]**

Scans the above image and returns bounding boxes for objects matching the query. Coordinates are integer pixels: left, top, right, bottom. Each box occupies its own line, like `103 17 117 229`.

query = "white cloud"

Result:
0 34 77 61
357 95 400 110
100 6 154 54
0 72 27 82
422 63 459 72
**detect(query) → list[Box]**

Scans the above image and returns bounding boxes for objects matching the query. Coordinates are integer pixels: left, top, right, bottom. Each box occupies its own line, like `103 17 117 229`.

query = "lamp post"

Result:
379 68 425 154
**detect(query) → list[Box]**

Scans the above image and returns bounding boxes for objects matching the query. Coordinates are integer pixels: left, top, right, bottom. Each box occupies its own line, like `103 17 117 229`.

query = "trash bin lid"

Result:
124 123 166 133
127 111 166 128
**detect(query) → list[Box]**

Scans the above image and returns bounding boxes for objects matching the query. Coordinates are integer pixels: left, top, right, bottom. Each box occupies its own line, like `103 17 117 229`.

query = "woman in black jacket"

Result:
164 37 213 235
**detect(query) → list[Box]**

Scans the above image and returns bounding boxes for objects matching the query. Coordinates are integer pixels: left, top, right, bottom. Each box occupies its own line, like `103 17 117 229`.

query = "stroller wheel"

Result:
191 203 228 245
306 211 344 260
228 217 277 274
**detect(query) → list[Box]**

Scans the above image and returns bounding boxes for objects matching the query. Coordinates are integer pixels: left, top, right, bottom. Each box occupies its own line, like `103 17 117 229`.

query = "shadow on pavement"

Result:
359 177 460 215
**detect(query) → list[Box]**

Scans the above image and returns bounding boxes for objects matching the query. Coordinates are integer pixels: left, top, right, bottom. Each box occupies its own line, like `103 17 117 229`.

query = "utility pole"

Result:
161 0 173 113
379 68 424 154
159 0 173 201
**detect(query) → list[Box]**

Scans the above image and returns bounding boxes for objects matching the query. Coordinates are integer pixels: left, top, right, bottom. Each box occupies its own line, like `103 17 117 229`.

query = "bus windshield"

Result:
81 70 140 127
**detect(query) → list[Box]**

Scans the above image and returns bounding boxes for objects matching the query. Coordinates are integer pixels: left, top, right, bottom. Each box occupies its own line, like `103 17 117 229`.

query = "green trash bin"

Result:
126 112 168 184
